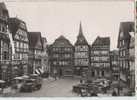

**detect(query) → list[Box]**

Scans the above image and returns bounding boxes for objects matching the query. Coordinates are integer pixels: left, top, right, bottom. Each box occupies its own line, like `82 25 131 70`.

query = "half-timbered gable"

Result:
8 17 29 76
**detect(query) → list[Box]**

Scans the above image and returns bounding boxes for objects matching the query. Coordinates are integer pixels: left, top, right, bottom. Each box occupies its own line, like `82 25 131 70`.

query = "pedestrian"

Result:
80 88 87 97
103 87 107 93
80 80 82 84
112 90 117 96
54 74 57 80
53 70 57 80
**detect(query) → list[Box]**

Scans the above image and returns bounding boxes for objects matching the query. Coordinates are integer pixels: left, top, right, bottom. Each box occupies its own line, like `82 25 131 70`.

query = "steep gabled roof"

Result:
52 35 73 47
8 17 27 38
75 22 88 45
0 2 9 19
0 2 7 11
28 32 43 49
92 36 110 47
110 50 119 56
117 22 134 48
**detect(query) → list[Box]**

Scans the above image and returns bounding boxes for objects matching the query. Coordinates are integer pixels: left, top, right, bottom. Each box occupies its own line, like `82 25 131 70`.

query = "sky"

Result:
5 0 134 50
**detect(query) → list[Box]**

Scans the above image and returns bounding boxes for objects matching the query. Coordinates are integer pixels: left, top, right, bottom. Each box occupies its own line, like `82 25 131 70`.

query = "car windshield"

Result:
26 80 33 83
32 76 37 79
30 75 39 79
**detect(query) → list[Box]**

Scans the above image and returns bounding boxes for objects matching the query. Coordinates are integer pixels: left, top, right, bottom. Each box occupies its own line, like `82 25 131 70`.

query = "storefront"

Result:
0 60 12 85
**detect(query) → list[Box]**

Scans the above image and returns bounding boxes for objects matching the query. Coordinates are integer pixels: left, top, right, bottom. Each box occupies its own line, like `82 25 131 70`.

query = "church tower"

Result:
74 22 89 77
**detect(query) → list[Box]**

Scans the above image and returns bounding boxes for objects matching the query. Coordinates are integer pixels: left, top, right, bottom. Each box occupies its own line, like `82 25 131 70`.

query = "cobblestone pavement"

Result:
10 77 79 97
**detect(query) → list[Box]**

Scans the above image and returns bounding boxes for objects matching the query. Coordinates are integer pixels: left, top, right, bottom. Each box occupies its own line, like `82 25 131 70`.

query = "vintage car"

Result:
41 72 49 78
29 74 42 90
20 78 36 92
124 90 135 96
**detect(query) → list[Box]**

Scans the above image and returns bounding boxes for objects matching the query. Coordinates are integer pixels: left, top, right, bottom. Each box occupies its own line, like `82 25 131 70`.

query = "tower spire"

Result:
79 21 83 36
75 21 88 45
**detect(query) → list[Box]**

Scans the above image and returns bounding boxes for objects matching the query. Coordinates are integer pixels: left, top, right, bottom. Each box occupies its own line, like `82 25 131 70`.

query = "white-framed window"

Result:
119 61 122 67
119 51 122 57
94 51 99 55
120 32 124 38
53 61 57 65
16 41 19 48
91 63 94 66
101 50 108 55
123 61 125 68
124 50 126 56
91 57 94 61
122 40 124 46
119 41 122 47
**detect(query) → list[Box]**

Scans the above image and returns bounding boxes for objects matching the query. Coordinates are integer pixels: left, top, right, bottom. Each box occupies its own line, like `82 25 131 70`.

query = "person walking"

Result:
112 90 117 96
80 79 83 84
53 70 57 80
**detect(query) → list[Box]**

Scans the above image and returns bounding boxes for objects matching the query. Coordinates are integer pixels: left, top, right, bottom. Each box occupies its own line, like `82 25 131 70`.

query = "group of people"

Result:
79 79 118 97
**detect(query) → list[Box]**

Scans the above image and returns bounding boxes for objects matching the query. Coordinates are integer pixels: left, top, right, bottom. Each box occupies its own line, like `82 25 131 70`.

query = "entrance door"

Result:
59 69 62 77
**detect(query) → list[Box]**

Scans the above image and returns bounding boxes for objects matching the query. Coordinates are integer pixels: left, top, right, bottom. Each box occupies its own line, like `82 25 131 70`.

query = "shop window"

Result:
3 51 8 60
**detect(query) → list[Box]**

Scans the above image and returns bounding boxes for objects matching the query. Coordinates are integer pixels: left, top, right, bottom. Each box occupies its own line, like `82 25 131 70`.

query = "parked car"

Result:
20 78 36 92
124 90 135 96
73 84 87 95
41 72 49 78
90 92 98 96
29 74 42 90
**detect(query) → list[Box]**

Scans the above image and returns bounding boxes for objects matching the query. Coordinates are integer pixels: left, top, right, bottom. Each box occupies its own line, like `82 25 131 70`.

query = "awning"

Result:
35 69 40 75
38 68 44 74
29 79 36 81
35 68 44 75
30 74 38 76
21 75 29 79
0 80 5 83
14 77 23 80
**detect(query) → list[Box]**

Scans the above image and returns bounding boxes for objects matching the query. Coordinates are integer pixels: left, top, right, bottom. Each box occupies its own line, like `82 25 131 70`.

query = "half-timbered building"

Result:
0 3 11 83
28 32 43 75
49 35 74 77
117 22 134 89
8 18 29 77
90 36 110 80
74 23 89 77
